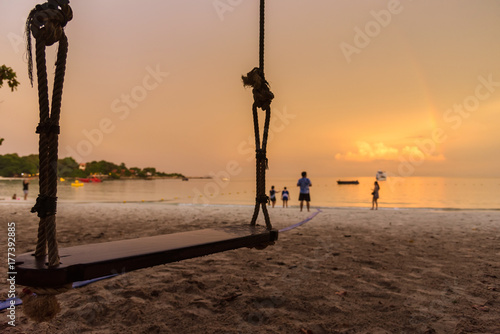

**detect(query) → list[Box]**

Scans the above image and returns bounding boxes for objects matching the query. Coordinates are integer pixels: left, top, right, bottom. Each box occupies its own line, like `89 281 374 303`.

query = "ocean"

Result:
1 176 499 210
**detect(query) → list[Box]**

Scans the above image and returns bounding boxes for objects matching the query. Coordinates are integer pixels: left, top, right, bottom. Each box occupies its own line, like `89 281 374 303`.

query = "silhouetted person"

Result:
269 185 276 208
297 171 312 212
23 178 29 200
371 181 380 210
281 187 289 208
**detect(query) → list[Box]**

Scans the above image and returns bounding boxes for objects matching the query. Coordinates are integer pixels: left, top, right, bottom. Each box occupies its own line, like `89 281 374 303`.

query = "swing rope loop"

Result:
26 0 71 266
242 0 273 230
23 0 72 322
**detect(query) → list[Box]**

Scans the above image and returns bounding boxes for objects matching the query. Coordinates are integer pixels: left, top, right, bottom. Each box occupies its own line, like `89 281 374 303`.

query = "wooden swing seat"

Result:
15 226 278 288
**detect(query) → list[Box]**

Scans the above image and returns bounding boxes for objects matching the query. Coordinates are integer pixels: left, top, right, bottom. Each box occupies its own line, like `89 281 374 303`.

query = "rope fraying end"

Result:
19 284 71 322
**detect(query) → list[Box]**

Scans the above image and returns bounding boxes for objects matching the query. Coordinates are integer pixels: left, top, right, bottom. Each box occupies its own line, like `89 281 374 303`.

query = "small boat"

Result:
376 170 387 181
71 180 84 187
182 177 189 181
79 177 102 183
337 180 359 185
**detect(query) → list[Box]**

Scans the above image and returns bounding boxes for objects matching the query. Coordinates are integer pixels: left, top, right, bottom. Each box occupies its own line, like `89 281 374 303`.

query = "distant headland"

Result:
0 153 187 180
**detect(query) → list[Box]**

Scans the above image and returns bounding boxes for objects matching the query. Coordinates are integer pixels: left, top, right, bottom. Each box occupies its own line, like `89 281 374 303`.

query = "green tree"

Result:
0 138 4 146
22 154 39 175
85 160 121 176
0 153 37 177
0 65 20 91
0 153 21 176
57 157 85 177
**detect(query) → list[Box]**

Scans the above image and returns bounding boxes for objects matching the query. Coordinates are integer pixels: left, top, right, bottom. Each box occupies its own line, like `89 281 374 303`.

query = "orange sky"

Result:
1 0 500 178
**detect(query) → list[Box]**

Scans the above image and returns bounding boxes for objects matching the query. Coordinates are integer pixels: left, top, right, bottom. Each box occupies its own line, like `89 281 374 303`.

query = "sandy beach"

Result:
1 202 499 333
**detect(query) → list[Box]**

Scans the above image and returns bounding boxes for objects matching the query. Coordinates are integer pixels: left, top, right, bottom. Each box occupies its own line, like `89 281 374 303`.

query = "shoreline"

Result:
1 198 499 212
0 175 210 180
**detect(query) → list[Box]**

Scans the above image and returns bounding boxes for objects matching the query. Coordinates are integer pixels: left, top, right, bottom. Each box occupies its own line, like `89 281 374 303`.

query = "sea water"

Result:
1 176 499 210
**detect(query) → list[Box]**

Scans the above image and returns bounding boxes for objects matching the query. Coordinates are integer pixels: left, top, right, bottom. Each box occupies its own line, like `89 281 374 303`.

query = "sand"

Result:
1 202 499 333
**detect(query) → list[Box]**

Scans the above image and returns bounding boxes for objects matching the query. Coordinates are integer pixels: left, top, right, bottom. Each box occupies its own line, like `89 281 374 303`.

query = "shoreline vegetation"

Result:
0 153 194 180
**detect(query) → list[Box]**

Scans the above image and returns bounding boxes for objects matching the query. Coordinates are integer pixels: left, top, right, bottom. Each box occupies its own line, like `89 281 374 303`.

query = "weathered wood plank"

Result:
15 226 278 287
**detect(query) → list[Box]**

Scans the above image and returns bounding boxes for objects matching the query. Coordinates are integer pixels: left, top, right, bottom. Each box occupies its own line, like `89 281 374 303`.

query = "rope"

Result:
243 0 274 230
27 0 71 266
23 0 72 322
259 0 265 71
279 209 322 232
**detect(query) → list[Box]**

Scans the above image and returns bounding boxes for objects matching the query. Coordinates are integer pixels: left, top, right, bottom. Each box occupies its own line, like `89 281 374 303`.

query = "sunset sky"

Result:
1 0 500 178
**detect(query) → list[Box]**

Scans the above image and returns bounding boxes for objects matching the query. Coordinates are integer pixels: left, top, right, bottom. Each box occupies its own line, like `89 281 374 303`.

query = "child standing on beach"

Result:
281 187 289 208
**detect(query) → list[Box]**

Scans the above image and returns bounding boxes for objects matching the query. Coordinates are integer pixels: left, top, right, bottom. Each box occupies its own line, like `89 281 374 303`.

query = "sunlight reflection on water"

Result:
1 176 499 209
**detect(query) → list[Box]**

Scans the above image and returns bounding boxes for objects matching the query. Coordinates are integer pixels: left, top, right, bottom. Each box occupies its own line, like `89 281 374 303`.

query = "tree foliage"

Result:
85 160 122 175
0 65 20 91
0 153 38 176
58 157 86 177
0 154 184 179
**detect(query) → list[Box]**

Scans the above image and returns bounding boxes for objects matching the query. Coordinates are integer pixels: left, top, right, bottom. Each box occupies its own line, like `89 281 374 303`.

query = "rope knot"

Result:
36 121 60 134
255 149 266 160
31 195 58 218
256 194 270 204
242 67 274 110
27 0 72 46
26 0 72 85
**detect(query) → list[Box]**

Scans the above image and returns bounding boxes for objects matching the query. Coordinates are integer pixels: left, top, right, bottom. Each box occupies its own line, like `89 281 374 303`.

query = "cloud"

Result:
335 142 399 161
335 141 445 162
400 145 445 162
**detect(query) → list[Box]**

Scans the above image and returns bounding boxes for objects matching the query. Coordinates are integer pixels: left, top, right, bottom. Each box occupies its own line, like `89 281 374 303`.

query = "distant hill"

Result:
0 154 185 179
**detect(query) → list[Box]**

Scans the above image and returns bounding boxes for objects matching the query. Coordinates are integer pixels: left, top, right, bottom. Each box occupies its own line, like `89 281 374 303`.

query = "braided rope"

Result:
243 0 273 230
23 0 72 322
259 0 265 71
33 38 49 259
27 0 70 267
